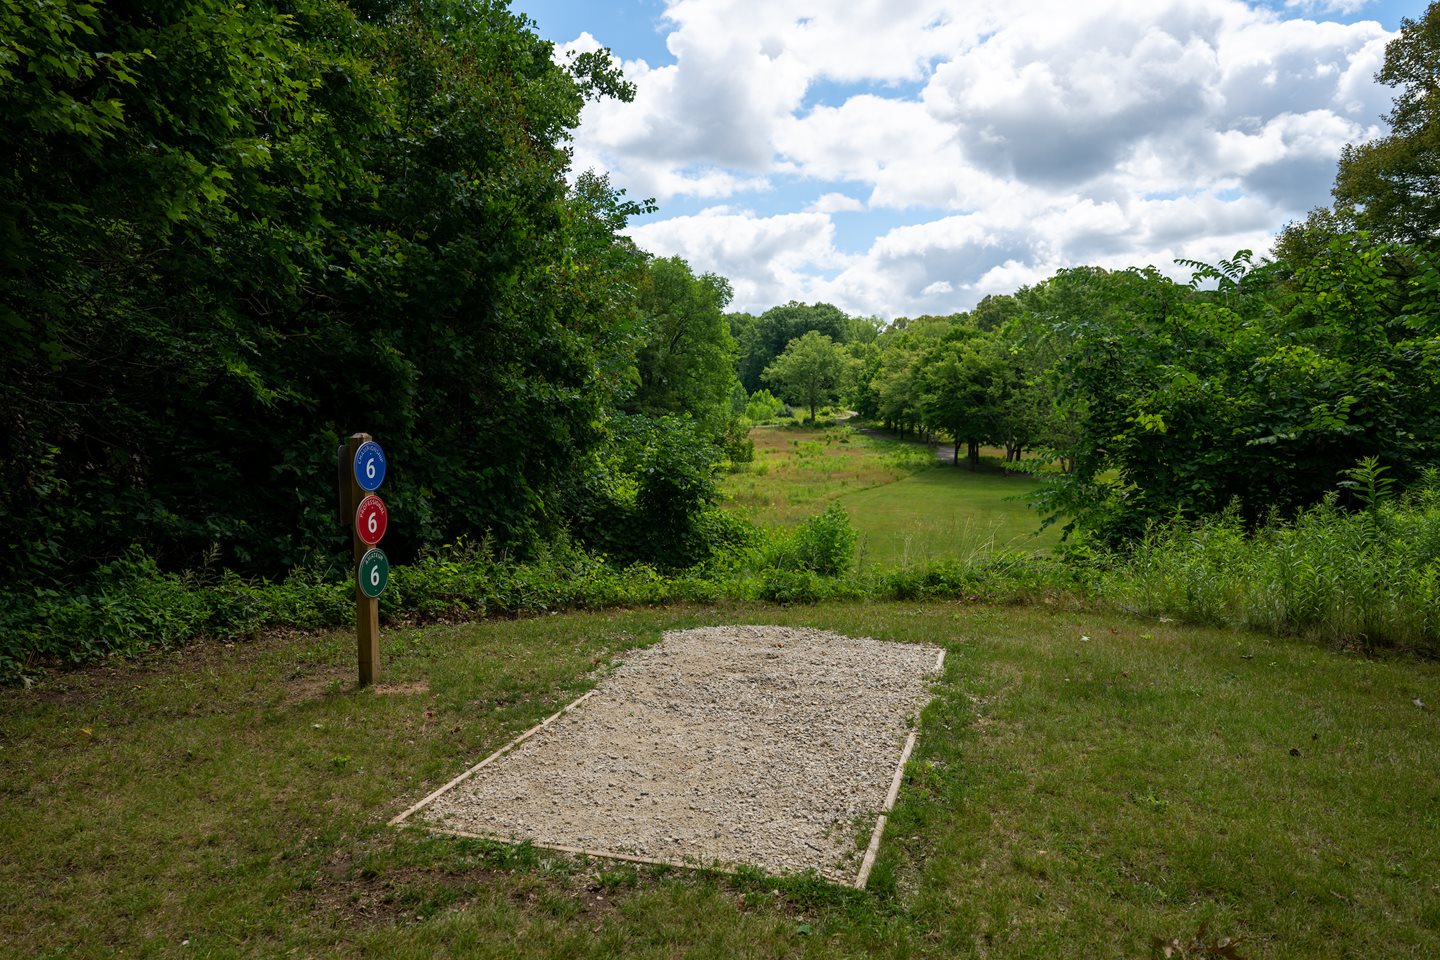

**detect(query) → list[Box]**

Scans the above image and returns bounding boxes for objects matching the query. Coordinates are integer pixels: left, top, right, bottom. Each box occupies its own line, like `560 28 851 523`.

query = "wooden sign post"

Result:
338 433 389 686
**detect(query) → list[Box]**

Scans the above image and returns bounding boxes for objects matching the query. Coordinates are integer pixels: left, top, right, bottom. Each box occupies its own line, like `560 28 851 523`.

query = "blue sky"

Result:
511 0 1426 318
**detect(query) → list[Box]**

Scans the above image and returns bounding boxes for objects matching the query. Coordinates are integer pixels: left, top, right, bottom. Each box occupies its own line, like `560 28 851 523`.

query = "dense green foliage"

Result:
915 329 1010 468
1104 465 1440 650
629 256 738 433
2 0 647 581
1031 242 1440 540
572 414 755 572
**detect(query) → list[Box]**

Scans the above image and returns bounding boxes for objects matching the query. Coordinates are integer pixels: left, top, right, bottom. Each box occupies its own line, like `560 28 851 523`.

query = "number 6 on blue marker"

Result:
354 441 386 491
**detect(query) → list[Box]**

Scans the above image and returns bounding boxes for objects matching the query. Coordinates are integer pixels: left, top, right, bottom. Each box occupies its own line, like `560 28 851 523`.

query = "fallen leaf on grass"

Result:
1151 922 1247 958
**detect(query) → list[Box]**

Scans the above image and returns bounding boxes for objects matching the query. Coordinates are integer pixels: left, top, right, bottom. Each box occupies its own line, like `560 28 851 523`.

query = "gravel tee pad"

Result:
392 626 943 885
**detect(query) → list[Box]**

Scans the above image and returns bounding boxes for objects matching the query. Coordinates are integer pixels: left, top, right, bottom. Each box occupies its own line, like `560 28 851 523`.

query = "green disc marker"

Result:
357 547 390 598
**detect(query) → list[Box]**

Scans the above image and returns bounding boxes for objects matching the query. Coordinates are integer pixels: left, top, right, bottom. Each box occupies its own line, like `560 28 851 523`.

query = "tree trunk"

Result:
953 439 960 465
967 440 980 469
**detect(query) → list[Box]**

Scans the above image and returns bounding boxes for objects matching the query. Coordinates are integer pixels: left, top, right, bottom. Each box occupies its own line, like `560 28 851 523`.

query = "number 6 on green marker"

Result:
358 548 389 598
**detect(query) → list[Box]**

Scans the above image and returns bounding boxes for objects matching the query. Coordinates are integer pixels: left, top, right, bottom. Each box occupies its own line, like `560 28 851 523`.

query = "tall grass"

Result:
11 465 1440 684
1102 467 1440 654
720 423 932 526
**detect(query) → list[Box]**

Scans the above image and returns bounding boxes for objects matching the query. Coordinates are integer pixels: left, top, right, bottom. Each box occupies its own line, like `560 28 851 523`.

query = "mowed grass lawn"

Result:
842 467 1060 567
722 423 1058 566
4 605 1438 958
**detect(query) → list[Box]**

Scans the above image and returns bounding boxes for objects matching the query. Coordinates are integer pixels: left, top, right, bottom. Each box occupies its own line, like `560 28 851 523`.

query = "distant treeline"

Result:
841 243 1440 543
729 5 1440 544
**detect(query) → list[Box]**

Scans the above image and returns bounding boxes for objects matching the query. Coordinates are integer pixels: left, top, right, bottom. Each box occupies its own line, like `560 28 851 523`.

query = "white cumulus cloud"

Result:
560 0 1396 317
626 208 851 308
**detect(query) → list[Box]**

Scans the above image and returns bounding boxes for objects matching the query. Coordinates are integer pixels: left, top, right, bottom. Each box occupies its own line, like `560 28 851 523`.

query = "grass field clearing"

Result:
721 424 934 528
842 467 1060 568
723 423 1059 566
4 606 1437 958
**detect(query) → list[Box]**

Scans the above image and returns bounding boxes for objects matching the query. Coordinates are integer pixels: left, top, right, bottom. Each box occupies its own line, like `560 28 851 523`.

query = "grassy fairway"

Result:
4 607 1438 958
722 423 1058 565
722 423 934 528
842 467 1059 567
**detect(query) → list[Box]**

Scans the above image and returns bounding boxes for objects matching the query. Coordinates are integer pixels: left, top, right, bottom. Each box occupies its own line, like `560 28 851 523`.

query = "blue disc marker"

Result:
354 441 386 491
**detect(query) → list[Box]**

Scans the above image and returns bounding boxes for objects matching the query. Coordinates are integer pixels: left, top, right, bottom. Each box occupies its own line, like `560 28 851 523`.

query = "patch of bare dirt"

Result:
373 681 430 697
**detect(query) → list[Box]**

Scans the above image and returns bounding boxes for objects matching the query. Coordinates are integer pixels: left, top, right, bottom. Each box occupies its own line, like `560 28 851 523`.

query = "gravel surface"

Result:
414 625 942 882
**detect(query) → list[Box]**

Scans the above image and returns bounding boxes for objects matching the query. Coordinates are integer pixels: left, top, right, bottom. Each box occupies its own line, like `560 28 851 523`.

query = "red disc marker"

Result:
355 494 388 546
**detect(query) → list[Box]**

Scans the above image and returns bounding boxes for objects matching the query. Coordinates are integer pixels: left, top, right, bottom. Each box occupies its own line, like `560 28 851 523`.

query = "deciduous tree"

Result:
631 257 737 433
762 331 848 423
1334 4 1440 245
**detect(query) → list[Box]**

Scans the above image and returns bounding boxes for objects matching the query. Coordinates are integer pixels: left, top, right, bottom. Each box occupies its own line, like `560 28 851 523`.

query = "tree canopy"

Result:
734 301 873 392
1333 4 1440 245
630 257 737 434
1 0 646 581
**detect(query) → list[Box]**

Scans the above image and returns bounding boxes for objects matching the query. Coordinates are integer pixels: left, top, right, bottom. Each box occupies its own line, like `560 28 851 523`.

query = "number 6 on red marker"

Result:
355 494 388 546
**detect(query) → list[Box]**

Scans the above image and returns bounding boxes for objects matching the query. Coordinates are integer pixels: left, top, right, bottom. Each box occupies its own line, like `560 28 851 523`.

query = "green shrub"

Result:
0 551 211 679
575 415 754 571
784 503 858 576
744 389 785 423
1101 468 1440 653
757 569 827 604
719 417 755 464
